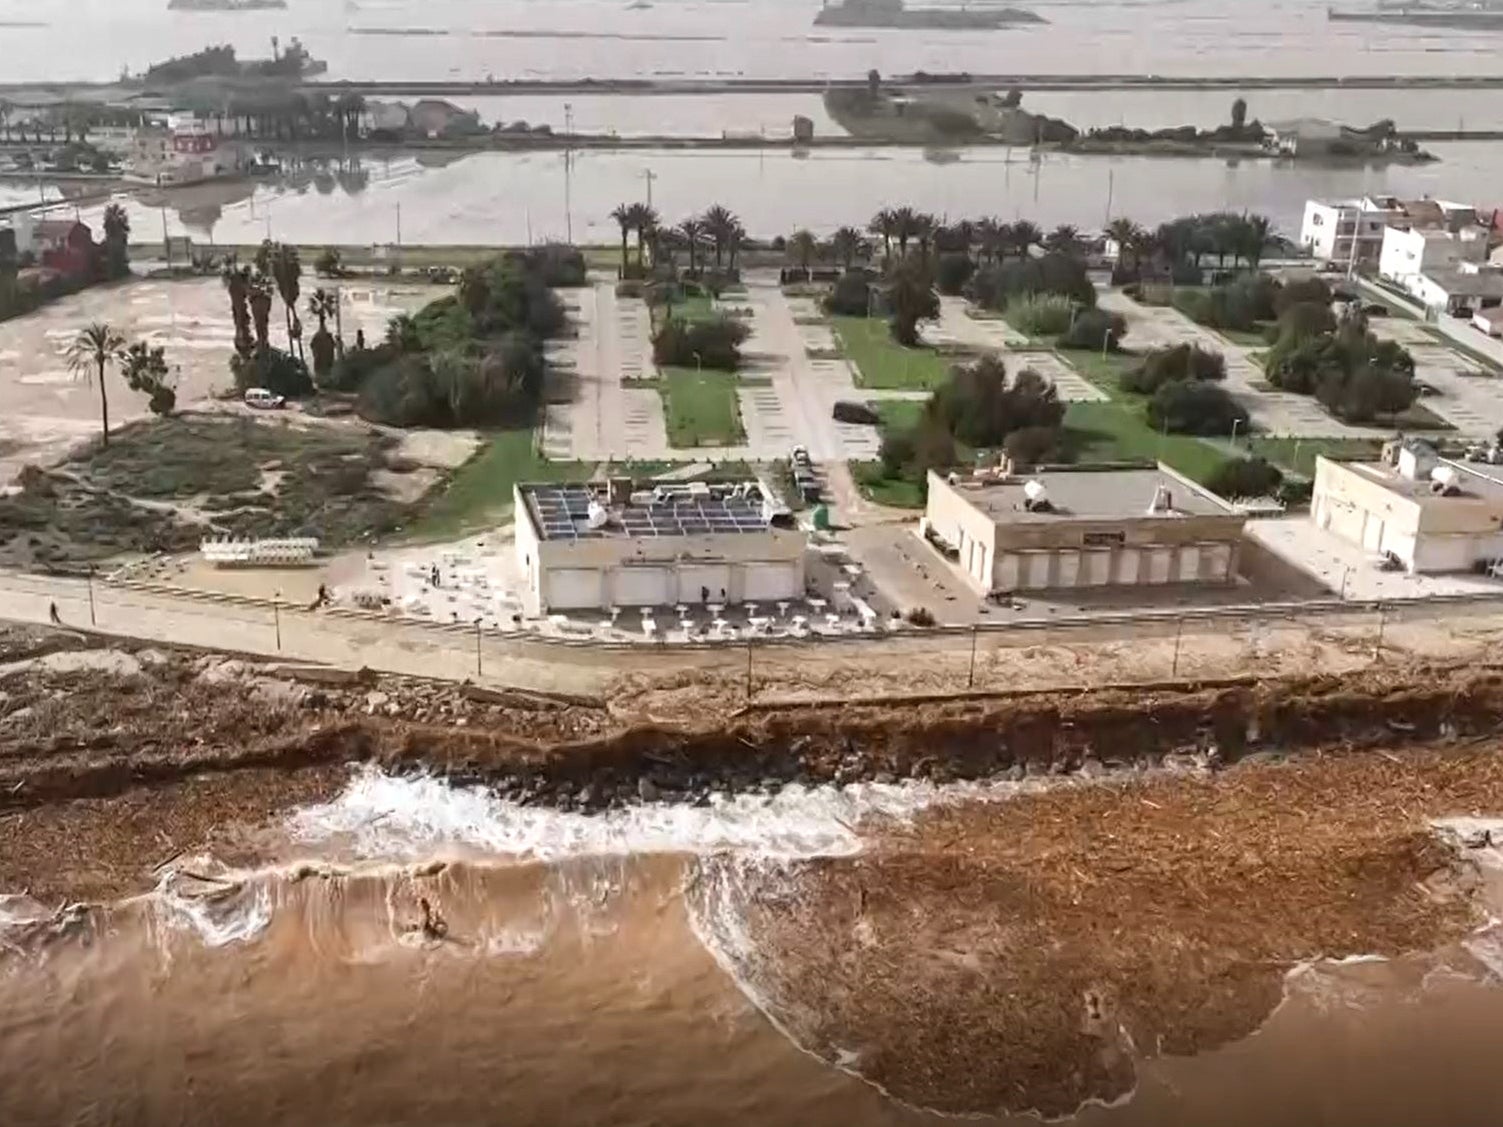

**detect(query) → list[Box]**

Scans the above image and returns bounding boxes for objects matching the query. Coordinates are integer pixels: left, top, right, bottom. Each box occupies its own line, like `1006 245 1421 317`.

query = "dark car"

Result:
832 400 881 426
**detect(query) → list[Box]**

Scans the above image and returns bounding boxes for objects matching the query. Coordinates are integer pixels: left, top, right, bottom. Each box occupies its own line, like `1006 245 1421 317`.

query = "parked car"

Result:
1363 302 1390 317
832 400 880 425
244 387 286 410
791 445 812 467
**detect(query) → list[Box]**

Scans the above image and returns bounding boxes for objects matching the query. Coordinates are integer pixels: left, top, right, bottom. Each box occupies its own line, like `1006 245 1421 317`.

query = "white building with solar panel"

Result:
514 478 807 616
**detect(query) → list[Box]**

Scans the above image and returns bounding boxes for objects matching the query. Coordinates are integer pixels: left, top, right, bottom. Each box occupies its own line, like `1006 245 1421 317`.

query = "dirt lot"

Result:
0 414 438 567
0 275 444 483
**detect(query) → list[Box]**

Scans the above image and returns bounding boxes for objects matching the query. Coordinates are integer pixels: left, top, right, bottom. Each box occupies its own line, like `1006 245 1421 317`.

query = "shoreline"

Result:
13 72 1503 104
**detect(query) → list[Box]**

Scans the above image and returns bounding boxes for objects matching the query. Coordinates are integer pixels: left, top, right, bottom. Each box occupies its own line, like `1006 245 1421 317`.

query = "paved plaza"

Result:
543 275 887 463
1369 317 1503 439
1098 290 1383 438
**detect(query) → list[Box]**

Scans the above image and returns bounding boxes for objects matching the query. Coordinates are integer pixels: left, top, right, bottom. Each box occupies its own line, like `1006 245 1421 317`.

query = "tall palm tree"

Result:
258 242 303 359
830 226 866 270
975 217 1003 264
891 206 920 258
65 322 126 447
1242 212 1272 269
247 270 275 350
1106 217 1145 276
678 217 706 276
1011 220 1043 259
609 203 633 275
1044 223 1081 257
914 213 938 266
727 221 747 274
788 229 818 272
868 209 898 265
307 288 340 377
703 204 739 270
627 203 660 270
221 258 254 358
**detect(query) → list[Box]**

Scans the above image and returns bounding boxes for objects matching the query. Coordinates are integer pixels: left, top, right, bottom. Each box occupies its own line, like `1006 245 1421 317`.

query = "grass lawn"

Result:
1063 401 1231 484
408 428 591 540
875 398 926 436
834 316 953 390
851 460 926 508
1219 325 1273 350
661 367 745 448
1243 436 1384 478
1057 347 1139 390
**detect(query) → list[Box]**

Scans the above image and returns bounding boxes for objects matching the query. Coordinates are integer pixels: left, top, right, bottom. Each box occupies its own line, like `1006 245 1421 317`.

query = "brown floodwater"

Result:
3 780 1503 1127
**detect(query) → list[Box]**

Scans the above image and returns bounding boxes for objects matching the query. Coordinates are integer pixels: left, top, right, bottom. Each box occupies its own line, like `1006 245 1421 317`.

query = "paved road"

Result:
7 568 1503 705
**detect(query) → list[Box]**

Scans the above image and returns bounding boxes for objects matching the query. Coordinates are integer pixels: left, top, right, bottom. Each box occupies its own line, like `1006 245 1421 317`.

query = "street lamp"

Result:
1230 418 1241 446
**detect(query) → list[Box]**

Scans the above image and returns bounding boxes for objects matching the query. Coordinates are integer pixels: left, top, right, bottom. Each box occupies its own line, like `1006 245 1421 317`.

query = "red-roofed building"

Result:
36 220 96 281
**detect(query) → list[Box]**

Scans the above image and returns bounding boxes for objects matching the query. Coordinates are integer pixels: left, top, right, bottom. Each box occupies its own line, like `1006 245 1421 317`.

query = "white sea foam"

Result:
286 765 1004 863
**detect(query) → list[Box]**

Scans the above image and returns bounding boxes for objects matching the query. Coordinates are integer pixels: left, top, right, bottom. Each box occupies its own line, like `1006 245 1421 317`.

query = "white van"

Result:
244 387 286 410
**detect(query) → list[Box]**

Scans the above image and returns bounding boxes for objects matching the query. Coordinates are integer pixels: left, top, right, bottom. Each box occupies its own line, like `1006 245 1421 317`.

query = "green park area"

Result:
661 367 745 448
834 316 951 390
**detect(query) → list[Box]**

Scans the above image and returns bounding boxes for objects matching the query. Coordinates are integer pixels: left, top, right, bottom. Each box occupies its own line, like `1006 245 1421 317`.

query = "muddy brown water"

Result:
3 802 1503 1127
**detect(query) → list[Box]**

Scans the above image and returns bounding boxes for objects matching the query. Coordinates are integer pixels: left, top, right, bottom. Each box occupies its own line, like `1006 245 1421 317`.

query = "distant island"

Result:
1328 3 1503 29
814 0 1045 31
137 40 326 86
168 0 288 9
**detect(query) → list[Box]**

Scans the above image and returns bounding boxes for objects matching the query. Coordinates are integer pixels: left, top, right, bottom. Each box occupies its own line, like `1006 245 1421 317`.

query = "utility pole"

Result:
968 625 979 689
745 639 753 701
475 619 483 677
395 201 402 247
87 566 97 626
563 103 574 244
1104 167 1114 227
642 167 656 209
1171 617 1185 677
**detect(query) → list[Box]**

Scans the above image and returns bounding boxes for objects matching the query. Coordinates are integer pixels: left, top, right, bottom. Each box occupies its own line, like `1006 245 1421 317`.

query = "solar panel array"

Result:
525 484 769 541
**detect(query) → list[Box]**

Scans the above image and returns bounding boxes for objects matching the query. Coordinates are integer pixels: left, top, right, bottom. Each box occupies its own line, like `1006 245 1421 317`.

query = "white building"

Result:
1313 440 1503 574
1379 223 1490 288
922 465 1246 595
123 120 243 187
1406 262 1503 316
1299 196 1402 267
514 479 806 616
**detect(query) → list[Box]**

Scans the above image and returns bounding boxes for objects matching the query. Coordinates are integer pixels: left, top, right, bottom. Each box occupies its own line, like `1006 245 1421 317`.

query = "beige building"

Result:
922 465 1245 595
514 479 805 615
1312 442 1503 574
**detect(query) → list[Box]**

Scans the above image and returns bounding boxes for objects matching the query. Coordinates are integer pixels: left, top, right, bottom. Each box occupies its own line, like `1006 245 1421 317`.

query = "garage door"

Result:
678 565 733 605
614 567 673 607
545 567 604 610
742 562 800 602
1176 544 1201 583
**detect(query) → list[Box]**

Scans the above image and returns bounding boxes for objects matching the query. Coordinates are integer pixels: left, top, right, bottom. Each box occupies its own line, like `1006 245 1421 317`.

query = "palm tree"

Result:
727 221 747 274
975 217 1003 264
610 204 633 275
307 288 340 379
830 226 866 270
65 322 126 446
1044 224 1081 257
1011 220 1043 259
221 258 254 358
101 203 130 278
258 242 303 359
628 203 660 271
788 229 818 273
1242 212 1272 269
247 270 274 350
678 217 706 276
891 206 919 258
868 209 898 265
703 204 739 271
1106 217 1145 276
913 213 938 266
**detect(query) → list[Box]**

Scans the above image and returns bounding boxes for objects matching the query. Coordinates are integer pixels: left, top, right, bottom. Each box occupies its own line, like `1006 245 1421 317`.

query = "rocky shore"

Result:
4 624 1503 904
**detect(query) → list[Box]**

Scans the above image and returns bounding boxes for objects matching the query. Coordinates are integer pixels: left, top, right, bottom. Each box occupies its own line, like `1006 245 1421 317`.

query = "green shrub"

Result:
230 347 313 398
1146 379 1247 436
935 252 976 296
966 252 1095 312
1057 308 1126 351
652 314 750 371
823 272 874 316
1207 457 1283 500
1122 343 1226 394
1004 293 1076 338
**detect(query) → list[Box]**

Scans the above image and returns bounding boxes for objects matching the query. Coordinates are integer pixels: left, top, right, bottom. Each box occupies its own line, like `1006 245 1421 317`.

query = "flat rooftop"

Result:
1342 460 1503 503
522 481 775 542
949 468 1234 523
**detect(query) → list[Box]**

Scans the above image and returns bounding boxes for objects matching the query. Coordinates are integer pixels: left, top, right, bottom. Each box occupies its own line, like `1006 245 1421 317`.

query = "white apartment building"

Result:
1379 223 1492 301
1299 196 1402 267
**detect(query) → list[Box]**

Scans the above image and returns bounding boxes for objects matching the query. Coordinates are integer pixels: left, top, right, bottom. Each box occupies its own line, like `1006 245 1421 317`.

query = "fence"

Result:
3 568 1503 704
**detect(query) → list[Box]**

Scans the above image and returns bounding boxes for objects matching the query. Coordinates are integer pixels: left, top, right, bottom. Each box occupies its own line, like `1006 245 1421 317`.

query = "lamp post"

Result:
273 590 282 651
